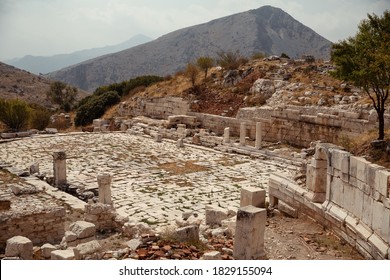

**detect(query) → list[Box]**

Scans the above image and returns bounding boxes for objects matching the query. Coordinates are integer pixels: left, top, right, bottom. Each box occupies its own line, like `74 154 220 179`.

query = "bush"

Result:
0 98 30 131
93 75 164 98
30 108 52 130
74 91 120 126
217 50 248 70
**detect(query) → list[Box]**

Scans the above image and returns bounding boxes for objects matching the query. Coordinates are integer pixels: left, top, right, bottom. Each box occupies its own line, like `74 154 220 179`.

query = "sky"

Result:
0 0 389 61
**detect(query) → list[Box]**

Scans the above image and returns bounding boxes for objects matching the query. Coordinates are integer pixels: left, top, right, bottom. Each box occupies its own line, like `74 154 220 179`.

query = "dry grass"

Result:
158 160 209 175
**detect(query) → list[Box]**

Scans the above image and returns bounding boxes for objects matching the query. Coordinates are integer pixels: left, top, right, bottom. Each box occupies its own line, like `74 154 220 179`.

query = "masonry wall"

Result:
118 97 190 120
117 97 390 147
269 144 390 259
0 206 66 250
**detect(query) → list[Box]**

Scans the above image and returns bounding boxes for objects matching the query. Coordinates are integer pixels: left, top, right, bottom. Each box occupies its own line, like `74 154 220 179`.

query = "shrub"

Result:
0 98 30 131
74 91 120 126
47 81 77 112
30 108 52 130
217 50 248 70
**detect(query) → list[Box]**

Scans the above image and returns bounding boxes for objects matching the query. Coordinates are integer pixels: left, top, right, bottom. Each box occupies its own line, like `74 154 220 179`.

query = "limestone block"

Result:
240 186 266 208
330 149 350 173
278 201 298 218
175 225 199 242
361 194 374 229
51 249 75 260
203 251 222 260
205 205 229 227
41 243 56 259
29 162 40 175
329 177 343 206
176 138 184 148
372 201 390 241
342 183 355 214
5 236 34 260
375 169 390 197
350 156 369 183
368 234 389 259
97 173 113 205
73 240 102 260
63 231 77 242
233 206 266 260
353 187 364 220
69 221 96 239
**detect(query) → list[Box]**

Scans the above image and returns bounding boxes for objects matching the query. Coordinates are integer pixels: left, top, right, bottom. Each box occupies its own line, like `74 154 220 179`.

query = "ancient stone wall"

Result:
118 97 190 120
269 143 390 259
0 206 65 250
117 97 390 147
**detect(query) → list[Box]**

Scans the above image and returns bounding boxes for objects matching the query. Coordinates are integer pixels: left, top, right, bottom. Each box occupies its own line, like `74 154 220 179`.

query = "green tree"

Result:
47 81 77 112
185 63 200 87
197 56 214 79
331 11 390 140
0 98 30 131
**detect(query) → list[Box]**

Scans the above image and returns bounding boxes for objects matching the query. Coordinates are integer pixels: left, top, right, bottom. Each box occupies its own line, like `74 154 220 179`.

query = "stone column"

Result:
240 122 246 146
233 206 266 260
240 186 266 208
177 138 184 148
97 173 112 205
53 151 66 187
177 124 186 138
223 127 230 144
255 122 262 149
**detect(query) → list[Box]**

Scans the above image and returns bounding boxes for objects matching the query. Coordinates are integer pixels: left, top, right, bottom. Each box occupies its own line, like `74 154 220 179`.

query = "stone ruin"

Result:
1 101 390 260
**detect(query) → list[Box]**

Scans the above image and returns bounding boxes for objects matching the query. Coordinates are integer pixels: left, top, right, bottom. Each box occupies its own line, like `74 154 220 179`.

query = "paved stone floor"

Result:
0 132 298 228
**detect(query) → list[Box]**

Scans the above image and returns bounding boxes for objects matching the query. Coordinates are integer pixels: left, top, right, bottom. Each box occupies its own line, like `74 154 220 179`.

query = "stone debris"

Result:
5 236 34 260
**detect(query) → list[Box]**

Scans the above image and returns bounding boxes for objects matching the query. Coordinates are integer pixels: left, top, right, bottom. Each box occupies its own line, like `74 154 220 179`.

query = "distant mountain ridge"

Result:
4 34 152 75
47 6 332 92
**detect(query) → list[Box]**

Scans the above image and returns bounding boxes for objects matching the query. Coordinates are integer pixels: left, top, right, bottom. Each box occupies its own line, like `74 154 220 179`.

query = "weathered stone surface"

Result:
5 236 33 260
175 225 199 242
205 205 229 227
233 206 266 260
51 249 75 260
278 201 298 218
97 173 113 205
240 186 266 208
69 221 96 239
127 239 142 251
74 240 102 260
41 243 56 259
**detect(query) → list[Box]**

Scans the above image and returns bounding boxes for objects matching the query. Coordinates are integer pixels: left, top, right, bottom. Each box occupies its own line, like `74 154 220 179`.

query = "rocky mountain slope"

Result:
46 6 332 92
0 62 89 108
4 34 152 75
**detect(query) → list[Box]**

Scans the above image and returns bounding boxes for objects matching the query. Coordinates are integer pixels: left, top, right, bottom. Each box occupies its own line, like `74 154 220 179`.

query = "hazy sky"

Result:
0 0 388 61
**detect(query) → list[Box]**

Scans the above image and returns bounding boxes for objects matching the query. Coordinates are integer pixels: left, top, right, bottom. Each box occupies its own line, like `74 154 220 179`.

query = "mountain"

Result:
46 6 332 92
0 62 89 108
4 34 152 75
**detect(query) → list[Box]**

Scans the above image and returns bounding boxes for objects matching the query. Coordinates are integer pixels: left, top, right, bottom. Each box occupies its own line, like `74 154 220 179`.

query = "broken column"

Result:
176 138 184 148
233 205 266 260
306 144 328 203
240 186 266 208
255 122 262 149
240 122 246 146
223 127 230 144
53 151 66 187
97 173 112 205
177 124 186 138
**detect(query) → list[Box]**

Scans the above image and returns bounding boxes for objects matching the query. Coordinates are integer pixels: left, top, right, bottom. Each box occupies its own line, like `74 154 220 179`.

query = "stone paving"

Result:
0 132 298 228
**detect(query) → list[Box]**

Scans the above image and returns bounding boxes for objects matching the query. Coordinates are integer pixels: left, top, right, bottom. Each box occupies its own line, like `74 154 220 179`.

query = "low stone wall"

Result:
0 205 65 250
268 143 390 259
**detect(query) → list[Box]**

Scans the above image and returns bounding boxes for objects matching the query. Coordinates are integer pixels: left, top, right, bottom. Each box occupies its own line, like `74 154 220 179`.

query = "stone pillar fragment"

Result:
176 138 184 148
240 123 246 146
223 127 230 144
240 186 266 208
255 122 262 149
53 151 66 187
97 173 112 205
155 133 162 142
177 124 186 138
233 206 266 260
